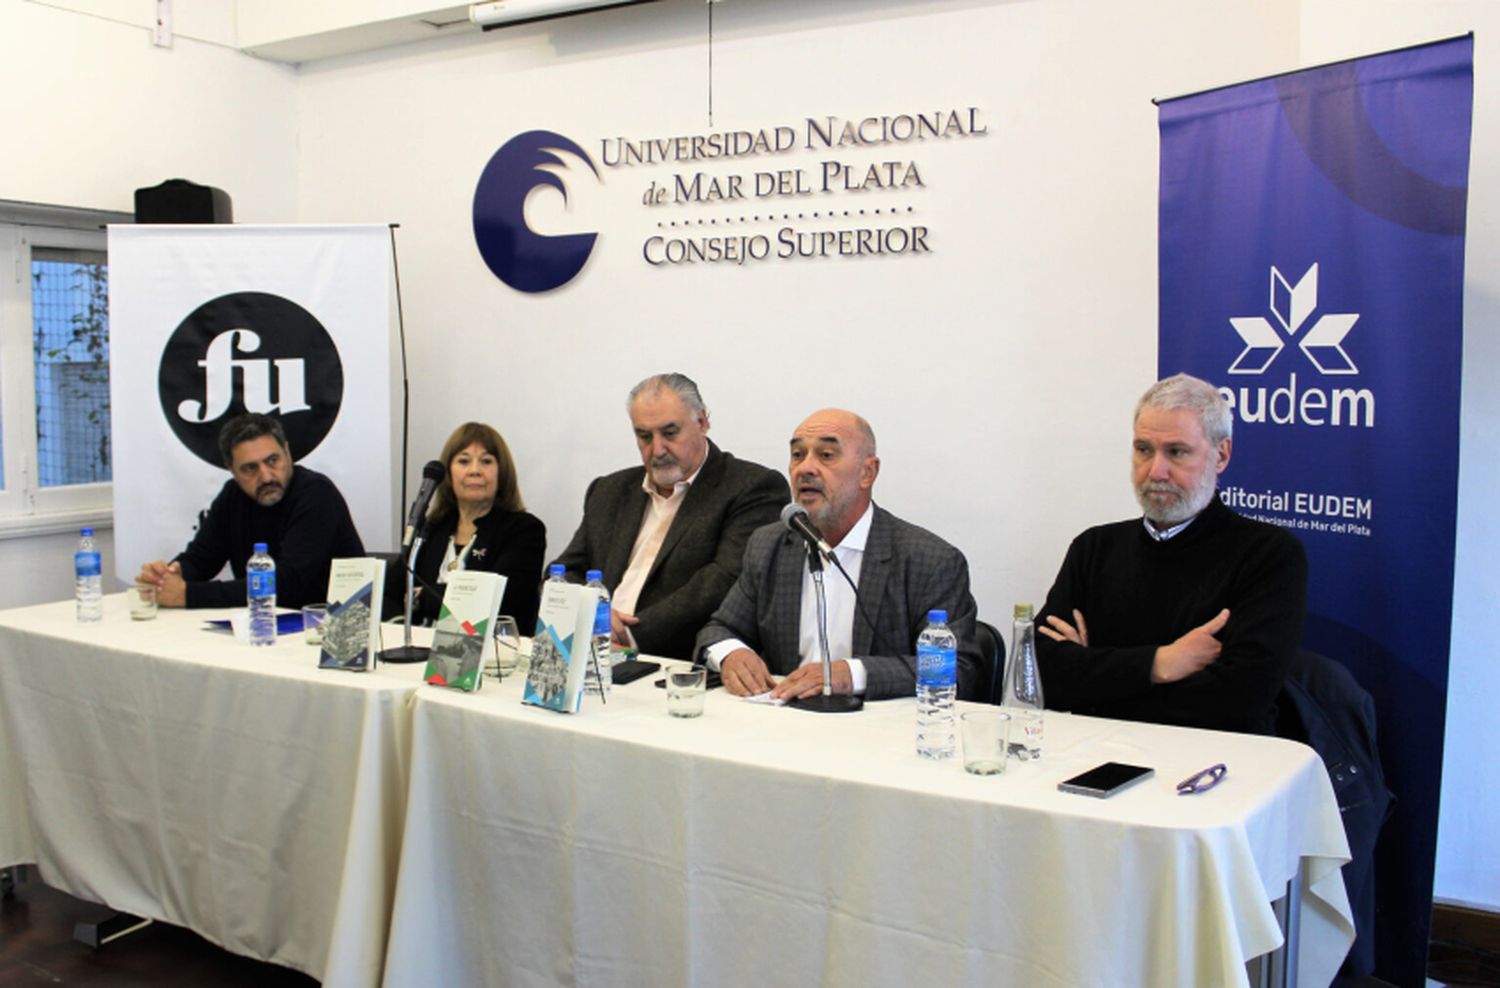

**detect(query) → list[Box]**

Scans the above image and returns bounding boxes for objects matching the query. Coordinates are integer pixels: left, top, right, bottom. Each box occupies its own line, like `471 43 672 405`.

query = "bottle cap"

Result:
927 609 947 623
254 542 268 553
549 564 565 577
1014 603 1034 621
80 527 94 536
586 569 603 582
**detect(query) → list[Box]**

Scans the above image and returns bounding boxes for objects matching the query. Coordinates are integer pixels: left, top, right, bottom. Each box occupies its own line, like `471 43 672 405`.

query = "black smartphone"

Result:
1057 762 1156 798
611 659 661 685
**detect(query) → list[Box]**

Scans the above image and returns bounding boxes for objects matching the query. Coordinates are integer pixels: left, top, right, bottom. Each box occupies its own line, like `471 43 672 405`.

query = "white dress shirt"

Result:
707 502 875 695
611 464 702 616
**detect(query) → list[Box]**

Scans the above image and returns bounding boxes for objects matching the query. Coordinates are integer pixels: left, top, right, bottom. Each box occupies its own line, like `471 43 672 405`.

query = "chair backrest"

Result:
975 619 1006 705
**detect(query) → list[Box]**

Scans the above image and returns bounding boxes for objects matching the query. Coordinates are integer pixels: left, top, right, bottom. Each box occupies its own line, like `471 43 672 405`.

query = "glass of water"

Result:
492 616 521 679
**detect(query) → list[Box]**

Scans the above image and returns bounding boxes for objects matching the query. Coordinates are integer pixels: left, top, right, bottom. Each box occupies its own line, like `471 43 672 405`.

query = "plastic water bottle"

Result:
915 609 958 759
583 569 612 697
247 543 277 647
547 563 566 583
74 527 103 623
1003 603 1045 760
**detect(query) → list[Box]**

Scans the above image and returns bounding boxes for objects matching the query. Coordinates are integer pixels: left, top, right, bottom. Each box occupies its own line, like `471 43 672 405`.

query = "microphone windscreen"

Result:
421 460 446 481
780 502 807 526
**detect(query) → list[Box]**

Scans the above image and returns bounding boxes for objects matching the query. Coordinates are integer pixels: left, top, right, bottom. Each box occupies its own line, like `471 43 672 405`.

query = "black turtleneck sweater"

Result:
1034 495 1307 735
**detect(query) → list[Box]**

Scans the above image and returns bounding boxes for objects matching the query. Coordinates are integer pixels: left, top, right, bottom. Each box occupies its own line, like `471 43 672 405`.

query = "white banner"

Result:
107 224 399 585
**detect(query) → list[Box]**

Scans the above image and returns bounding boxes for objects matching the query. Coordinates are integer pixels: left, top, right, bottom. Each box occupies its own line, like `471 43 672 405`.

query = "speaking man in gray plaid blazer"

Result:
696 408 982 701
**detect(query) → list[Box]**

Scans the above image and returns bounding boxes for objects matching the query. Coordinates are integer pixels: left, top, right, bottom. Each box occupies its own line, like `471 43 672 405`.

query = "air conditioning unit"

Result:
469 0 663 30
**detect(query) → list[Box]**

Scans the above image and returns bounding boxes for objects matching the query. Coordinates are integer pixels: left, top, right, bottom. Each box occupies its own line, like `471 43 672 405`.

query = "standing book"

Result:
523 581 599 713
319 557 386 671
423 571 507 692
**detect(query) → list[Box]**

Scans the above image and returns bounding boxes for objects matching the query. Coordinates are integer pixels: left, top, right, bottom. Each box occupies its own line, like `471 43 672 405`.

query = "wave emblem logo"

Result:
1228 264 1360 375
472 130 600 293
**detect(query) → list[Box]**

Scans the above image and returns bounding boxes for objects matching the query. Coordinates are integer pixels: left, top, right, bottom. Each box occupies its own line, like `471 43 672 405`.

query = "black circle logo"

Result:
158 292 344 466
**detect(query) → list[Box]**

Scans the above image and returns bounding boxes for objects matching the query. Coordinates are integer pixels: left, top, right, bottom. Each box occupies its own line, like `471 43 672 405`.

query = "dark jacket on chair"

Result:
1276 649 1394 979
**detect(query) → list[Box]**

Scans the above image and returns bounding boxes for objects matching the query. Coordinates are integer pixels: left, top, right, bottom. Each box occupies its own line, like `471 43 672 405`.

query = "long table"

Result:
3 601 1354 987
0 596 426 987
382 669 1354 988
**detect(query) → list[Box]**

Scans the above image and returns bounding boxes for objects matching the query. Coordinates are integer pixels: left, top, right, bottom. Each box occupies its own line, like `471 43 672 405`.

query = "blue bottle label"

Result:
917 643 957 687
249 571 276 597
592 599 610 636
74 552 101 577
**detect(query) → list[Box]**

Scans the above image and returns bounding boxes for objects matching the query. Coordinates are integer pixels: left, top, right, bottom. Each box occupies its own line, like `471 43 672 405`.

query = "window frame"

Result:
0 200 131 538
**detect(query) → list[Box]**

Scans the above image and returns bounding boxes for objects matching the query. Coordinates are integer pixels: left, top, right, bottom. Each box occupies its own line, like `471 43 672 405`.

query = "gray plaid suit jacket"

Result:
696 505 982 701
551 440 788 660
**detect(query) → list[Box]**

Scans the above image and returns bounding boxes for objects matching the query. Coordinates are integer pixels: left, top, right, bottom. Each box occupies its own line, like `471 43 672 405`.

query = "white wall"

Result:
1298 0 1500 913
0 0 296 218
0 0 298 606
292 0 1299 590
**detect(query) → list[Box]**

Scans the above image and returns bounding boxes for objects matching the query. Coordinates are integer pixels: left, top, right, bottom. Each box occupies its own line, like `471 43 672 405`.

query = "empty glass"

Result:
492 616 522 679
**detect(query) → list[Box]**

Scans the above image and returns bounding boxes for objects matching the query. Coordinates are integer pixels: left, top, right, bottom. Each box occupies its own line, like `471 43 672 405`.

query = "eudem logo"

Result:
1220 263 1374 428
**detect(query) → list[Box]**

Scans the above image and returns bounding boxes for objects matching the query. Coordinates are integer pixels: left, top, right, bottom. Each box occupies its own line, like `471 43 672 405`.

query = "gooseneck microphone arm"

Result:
782 503 864 713
780 502 893 661
381 459 446 664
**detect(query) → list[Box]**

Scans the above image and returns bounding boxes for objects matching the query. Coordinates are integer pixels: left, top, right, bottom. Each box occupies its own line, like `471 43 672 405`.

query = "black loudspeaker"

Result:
134 179 233 224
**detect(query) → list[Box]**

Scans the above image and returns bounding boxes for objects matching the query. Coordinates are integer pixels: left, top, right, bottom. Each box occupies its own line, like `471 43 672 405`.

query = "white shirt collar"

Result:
833 502 876 553
1142 514 1196 542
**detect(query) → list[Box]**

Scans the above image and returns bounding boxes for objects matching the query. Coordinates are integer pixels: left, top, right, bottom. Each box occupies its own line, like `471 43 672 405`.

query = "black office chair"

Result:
974 619 1006 705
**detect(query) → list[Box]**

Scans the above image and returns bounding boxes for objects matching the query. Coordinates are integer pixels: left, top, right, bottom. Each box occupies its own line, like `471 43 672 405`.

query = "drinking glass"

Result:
127 584 158 621
302 604 328 645
492 616 522 679
961 710 1011 775
666 667 707 718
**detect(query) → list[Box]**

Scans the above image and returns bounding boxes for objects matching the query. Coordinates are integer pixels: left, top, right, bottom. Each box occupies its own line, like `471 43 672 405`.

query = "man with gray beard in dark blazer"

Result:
551 373 787 661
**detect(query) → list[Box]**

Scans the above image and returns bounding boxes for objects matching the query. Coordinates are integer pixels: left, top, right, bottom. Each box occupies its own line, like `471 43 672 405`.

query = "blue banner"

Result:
1158 36 1472 985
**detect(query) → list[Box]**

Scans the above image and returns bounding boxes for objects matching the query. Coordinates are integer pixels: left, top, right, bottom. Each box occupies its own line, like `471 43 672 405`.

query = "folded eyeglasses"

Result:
1176 763 1227 795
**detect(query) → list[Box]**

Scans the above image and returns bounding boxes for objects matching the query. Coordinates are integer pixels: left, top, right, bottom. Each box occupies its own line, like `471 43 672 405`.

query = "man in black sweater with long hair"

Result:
1035 374 1307 735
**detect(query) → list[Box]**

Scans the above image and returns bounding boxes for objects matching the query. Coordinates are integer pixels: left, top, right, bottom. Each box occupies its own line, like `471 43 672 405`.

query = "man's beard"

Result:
255 483 285 507
1136 462 1217 526
648 455 682 489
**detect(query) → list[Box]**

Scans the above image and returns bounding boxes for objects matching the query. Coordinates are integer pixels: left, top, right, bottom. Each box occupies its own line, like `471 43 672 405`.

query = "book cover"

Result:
319 557 387 671
423 570 506 692
522 581 599 713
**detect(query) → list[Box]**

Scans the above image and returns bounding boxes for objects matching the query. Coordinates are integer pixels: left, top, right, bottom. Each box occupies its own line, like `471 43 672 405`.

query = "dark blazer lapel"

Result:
648 440 724 579
603 479 650 581
851 506 893 656
768 531 806 672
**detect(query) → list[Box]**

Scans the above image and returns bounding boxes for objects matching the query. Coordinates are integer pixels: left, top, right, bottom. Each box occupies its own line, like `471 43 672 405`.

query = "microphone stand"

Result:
379 531 431 664
787 542 863 714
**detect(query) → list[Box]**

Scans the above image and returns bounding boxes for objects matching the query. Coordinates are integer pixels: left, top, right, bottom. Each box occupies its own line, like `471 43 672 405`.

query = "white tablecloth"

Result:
383 670 1354 988
0 596 427 987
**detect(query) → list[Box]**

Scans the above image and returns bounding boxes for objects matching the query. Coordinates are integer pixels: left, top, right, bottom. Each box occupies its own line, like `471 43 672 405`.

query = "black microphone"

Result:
781 502 833 557
402 460 446 549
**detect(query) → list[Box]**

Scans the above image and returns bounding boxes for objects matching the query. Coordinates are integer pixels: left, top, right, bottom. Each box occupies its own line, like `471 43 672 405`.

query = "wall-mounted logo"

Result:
158 292 344 466
473 130 600 293
1228 263 1359 375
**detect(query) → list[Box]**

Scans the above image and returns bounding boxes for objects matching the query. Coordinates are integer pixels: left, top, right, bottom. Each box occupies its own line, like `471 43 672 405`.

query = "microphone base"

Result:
786 693 864 714
378 645 431 665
